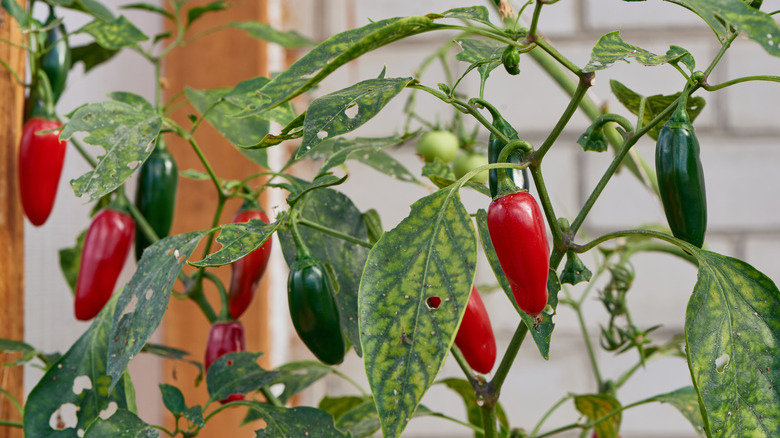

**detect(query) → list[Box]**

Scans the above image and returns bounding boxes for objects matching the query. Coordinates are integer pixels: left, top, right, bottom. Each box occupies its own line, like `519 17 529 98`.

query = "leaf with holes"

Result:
62 92 161 202
584 31 689 72
610 80 705 140
685 250 780 436
23 293 134 437
310 136 419 184
107 231 207 390
227 16 435 116
224 76 298 127
229 21 313 47
297 77 413 159
243 402 348 437
78 16 148 50
667 0 780 56
652 386 706 437
83 409 157 438
206 352 279 402
575 393 622 438
358 186 477 438
455 38 504 88
280 186 368 356
190 216 283 267
476 209 557 359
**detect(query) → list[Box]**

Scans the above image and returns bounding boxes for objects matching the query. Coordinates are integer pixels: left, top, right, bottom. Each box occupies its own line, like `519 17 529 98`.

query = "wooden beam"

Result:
162 1 272 435
0 2 26 437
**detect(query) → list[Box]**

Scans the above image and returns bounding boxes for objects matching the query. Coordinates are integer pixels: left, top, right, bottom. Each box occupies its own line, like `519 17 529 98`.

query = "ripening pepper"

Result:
204 321 246 404
655 95 707 248
288 256 346 365
454 286 497 374
134 137 178 260
74 208 135 320
18 117 66 226
227 199 272 319
40 6 70 103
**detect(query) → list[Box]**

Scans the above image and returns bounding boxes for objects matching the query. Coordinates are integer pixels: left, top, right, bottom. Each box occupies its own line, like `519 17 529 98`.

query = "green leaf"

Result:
243 361 333 418
62 92 162 202
584 31 689 72
311 136 419 184
574 393 622 438
186 0 227 26
140 343 190 361
561 251 592 285
439 378 502 438
120 2 174 19
190 216 282 267
47 0 114 22
285 173 348 205
454 38 504 89
298 77 413 159
668 45 696 73
78 16 148 50
476 209 557 359
1 0 31 27
245 403 349 437
280 186 368 356
610 80 706 140
159 384 186 416
23 294 134 437
666 0 780 56
229 21 313 47
422 158 456 181
684 250 780 436
206 352 279 402
186 86 273 167
577 122 610 153
183 405 204 428
319 396 367 422
222 76 298 127
440 6 491 24
652 386 706 437
83 409 157 438
59 230 86 294
359 186 477 438
107 231 207 390
0 338 38 367
227 16 435 116
70 43 120 73
180 169 211 180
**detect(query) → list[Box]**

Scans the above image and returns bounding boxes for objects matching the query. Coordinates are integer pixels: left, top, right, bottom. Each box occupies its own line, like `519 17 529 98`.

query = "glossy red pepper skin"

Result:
74 209 135 320
204 321 246 404
487 191 550 320
228 207 272 319
18 118 66 226
454 286 497 374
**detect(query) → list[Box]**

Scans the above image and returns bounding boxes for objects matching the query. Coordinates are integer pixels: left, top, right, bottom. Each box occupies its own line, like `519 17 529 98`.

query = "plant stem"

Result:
259 386 284 407
297 218 373 249
530 165 563 249
535 422 580 438
573 300 603 388
451 345 478 383
528 0 544 37
571 229 696 255
0 387 23 416
202 271 229 320
125 200 160 245
489 321 528 392
0 420 23 428
481 402 498 438
534 72 592 160
703 74 780 91
704 32 739 78
330 368 370 397
67 137 98 168
530 394 573 437
428 412 484 433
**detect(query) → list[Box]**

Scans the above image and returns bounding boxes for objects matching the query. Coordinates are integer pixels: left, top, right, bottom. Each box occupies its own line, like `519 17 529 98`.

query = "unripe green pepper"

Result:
41 6 70 103
134 137 178 260
655 93 707 248
487 108 529 197
287 256 346 365
501 45 520 75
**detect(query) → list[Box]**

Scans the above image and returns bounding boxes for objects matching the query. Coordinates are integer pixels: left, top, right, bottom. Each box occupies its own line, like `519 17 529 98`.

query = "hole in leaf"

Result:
127 160 142 170
716 353 730 373
146 289 154 300
72 375 92 395
49 403 79 430
427 296 441 309
227 359 234 366
121 295 139 316
99 402 118 420
344 104 359 119
317 130 328 140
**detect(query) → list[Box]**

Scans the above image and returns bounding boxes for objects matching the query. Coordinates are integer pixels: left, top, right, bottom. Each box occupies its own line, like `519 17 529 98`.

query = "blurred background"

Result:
8 0 780 437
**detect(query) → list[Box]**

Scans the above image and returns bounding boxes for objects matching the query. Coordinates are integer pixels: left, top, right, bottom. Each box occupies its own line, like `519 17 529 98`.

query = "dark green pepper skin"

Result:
655 106 707 248
134 137 178 260
287 257 346 365
501 45 520 75
41 7 70 103
489 114 529 197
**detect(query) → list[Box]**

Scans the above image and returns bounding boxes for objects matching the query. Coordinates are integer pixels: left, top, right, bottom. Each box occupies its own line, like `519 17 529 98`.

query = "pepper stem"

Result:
290 209 313 260
494 139 533 199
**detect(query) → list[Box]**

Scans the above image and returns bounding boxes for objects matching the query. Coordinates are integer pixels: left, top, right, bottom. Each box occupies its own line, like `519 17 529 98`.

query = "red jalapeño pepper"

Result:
227 199 273 319
204 321 246 404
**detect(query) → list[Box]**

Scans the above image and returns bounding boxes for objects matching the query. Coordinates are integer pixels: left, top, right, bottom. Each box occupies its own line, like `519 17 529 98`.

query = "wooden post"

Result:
0 2 26 437
162 1 272 435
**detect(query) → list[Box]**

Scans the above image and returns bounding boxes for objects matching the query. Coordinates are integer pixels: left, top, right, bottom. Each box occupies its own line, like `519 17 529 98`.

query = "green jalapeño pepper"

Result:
41 6 70 103
655 92 707 248
481 101 530 197
134 137 178 260
288 256 346 365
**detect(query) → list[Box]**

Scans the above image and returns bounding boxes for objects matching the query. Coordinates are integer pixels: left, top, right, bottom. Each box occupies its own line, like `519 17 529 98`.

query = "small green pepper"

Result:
134 137 178 260
41 6 70 103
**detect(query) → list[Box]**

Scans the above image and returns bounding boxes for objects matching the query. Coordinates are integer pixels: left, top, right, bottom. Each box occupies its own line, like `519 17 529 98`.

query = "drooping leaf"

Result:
107 231 207 389
120 2 174 19
577 121 610 152
206 352 279 402
666 0 780 56
280 186 368 356
0 338 38 367
668 45 696 73
652 386 706 437
561 251 593 285
310 136 419 184
610 80 705 140
23 294 134 437
229 21 313 47
226 16 435 116
584 31 689 72
245 402 349 438
454 38 504 89
186 0 227 27
685 250 780 436
574 393 622 438
77 16 148 50
284 173 348 205
70 43 120 73
190 216 283 267
359 186 477 438
476 209 557 359
1 0 31 27
47 0 114 22
59 230 86 294
62 92 162 202
297 77 413 159
83 409 157 438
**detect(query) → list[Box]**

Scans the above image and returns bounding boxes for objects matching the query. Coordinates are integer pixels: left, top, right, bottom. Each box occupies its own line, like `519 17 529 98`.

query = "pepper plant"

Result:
2 0 780 437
